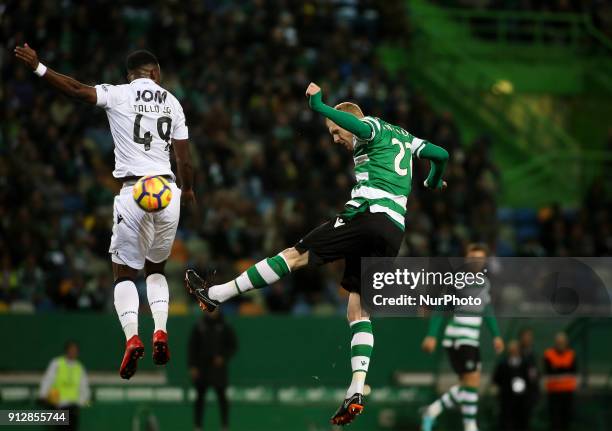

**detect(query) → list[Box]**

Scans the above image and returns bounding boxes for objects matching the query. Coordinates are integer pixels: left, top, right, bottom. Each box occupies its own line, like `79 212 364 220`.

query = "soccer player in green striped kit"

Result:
421 243 504 431
185 82 449 425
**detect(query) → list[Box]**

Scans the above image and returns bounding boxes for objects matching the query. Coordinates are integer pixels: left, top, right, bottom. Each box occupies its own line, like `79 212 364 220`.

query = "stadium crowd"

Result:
440 0 610 14
435 0 612 42
2 1 611 314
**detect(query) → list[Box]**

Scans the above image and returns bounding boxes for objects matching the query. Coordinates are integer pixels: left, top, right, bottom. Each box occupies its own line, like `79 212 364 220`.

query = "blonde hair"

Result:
333 102 365 118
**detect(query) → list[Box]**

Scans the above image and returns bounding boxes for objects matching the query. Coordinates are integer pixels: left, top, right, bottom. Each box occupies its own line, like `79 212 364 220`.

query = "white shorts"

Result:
109 183 181 270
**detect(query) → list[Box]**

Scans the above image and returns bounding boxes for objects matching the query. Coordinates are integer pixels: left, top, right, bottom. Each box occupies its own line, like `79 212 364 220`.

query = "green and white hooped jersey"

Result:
341 116 427 230
442 279 492 349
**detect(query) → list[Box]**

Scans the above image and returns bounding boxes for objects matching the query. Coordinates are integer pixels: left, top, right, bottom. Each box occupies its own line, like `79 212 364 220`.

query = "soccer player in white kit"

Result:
15 45 195 379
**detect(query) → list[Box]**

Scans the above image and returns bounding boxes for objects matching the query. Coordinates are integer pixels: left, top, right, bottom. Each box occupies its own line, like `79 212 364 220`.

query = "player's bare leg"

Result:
331 292 371 426
185 247 308 311
145 259 170 365
113 263 144 379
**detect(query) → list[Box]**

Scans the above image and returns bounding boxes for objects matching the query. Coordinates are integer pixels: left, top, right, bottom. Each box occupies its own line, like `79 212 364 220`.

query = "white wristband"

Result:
34 62 47 77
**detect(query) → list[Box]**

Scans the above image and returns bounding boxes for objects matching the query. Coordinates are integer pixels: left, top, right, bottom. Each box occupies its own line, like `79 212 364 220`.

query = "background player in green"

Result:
421 243 505 431
185 82 450 425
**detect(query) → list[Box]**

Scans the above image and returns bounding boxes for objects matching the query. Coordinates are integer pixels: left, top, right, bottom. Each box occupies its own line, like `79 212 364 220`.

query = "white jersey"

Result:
95 78 189 179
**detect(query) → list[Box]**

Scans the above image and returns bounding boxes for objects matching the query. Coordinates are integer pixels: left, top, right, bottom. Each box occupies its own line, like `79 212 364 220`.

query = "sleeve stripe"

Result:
361 117 380 141
416 143 426 158
363 116 381 132
95 85 109 108
371 117 381 132
412 137 426 158
361 120 376 141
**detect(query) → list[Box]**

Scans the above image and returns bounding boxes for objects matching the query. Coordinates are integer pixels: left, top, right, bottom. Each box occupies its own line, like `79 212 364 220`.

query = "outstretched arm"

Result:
305 82 372 140
14 43 97 104
418 142 449 190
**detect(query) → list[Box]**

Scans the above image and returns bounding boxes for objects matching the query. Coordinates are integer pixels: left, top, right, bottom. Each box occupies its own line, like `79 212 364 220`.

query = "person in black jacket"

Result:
493 340 532 431
188 310 237 431
519 327 540 430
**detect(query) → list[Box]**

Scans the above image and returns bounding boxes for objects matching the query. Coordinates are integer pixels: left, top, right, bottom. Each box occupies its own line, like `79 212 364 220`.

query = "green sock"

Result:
459 386 478 431
346 319 374 397
208 254 291 303
427 384 461 417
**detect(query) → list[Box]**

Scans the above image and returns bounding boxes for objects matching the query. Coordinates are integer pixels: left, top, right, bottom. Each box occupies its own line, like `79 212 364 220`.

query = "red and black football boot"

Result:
330 393 364 426
119 335 144 380
184 269 219 312
152 330 170 365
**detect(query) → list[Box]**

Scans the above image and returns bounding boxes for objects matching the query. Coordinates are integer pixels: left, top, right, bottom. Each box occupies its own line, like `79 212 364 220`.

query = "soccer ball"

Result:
132 175 173 212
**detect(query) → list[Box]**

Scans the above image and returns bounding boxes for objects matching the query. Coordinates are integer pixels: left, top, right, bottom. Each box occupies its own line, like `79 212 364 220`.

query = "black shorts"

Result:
294 212 403 293
446 345 481 375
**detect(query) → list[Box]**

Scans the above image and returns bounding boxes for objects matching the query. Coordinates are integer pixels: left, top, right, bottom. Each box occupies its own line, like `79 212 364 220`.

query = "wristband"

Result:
34 62 47 77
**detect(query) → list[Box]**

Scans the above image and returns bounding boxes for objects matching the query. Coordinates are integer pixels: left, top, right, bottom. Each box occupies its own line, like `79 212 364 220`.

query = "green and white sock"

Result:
459 386 478 431
208 254 291 303
346 319 374 397
426 384 461 417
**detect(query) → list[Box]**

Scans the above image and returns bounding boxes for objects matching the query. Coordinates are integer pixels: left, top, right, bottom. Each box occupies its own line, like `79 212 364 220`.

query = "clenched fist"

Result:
305 82 321 98
422 336 437 353
424 179 448 191
14 43 40 70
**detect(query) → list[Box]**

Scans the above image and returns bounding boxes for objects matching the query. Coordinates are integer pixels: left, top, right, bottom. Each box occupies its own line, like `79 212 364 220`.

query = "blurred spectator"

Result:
493 339 532 431
434 0 612 37
39 340 90 431
519 327 541 430
543 332 577 431
189 311 237 431
266 282 293 312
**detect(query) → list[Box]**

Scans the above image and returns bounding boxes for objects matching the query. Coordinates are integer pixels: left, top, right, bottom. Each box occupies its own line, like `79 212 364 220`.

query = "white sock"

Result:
146 273 169 332
114 279 139 340
464 419 478 431
426 399 443 417
346 371 366 398
209 279 242 303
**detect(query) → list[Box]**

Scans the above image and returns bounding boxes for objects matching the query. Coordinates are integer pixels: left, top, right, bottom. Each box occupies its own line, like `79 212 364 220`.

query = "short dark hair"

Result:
64 340 79 352
126 50 159 72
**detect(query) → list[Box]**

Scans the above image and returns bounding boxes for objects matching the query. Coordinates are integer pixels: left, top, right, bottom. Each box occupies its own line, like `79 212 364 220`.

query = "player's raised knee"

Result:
279 247 308 270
